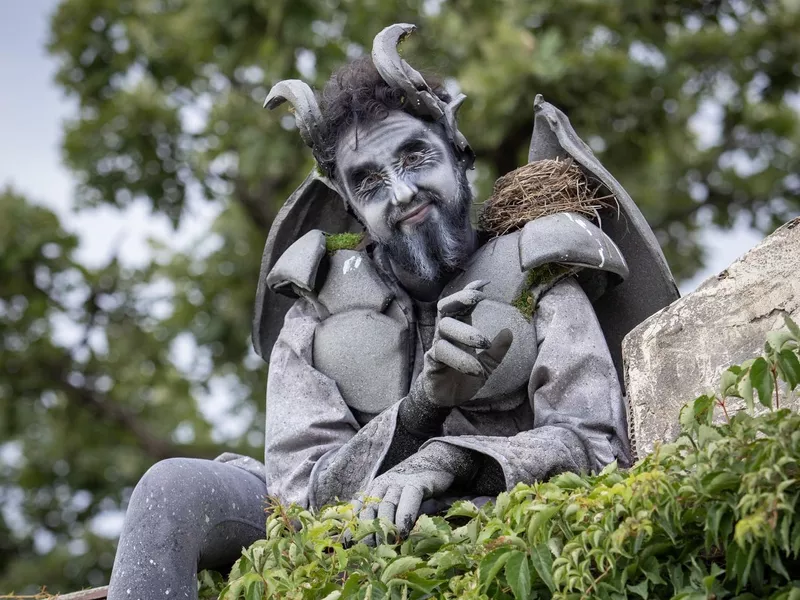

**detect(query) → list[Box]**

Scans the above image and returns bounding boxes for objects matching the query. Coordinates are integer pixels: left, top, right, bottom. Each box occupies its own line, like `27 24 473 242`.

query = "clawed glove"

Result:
355 441 469 541
417 280 513 408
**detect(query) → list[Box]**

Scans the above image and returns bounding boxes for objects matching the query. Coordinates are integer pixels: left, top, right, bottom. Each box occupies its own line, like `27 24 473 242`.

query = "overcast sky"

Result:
0 0 766 292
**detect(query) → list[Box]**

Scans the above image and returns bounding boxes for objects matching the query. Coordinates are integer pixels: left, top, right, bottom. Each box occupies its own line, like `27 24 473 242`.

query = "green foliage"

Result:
325 232 365 254
0 189 263 593
203 319 800 600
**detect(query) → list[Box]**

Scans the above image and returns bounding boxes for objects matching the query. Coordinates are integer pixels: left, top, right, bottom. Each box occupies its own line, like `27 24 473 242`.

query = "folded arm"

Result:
426 277 631 488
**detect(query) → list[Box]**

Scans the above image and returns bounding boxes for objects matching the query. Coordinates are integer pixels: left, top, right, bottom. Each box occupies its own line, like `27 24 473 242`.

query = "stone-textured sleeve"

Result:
264 298 401 509
422 277 631 488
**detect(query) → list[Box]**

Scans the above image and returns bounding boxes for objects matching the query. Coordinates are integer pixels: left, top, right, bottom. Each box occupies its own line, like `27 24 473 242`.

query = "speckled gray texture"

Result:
441 232 526 303
318 250 393 314
426 278 632 482
107 458 266 600
527 97 679 387
252 173 360 359
264 298 401 508
313 310 409 413
264 261 631 509
519 213 628 281
265 229 327 295
466 300 537 400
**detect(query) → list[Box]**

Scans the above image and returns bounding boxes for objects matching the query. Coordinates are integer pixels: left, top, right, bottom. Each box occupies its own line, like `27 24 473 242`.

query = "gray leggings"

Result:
107 458 267 600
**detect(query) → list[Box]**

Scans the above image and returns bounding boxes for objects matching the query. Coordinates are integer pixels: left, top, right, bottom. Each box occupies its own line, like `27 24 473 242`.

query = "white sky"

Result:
0 0 220 270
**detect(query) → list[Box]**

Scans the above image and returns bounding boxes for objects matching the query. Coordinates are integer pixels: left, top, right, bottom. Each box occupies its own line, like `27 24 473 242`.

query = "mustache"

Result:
388 191 442 228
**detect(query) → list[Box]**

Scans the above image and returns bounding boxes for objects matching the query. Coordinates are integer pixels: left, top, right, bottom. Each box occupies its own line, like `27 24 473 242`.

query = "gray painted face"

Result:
335 111 473 282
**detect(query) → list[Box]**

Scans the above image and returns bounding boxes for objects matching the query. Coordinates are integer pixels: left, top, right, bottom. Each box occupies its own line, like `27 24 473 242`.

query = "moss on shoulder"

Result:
512 263 574 319
324 232 365 254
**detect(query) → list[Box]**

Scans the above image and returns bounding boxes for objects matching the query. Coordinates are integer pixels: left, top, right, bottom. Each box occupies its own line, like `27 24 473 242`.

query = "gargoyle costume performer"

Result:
107 23 677 600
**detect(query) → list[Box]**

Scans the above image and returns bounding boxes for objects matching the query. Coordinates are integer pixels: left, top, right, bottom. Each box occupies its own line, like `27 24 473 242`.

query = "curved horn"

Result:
372 23 444 120
264 79 323 150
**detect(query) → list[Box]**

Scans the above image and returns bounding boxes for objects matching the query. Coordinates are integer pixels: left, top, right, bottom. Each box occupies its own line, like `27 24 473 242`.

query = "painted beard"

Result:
381 174 473 281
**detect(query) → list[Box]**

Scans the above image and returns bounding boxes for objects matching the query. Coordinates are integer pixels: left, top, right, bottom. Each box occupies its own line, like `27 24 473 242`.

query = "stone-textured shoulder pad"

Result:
519 212 629 282
318 250 393 315
442 232 526 304
265 229 327 297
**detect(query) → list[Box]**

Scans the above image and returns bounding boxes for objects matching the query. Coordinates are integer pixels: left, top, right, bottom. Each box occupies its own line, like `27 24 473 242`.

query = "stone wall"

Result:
623 217 800 459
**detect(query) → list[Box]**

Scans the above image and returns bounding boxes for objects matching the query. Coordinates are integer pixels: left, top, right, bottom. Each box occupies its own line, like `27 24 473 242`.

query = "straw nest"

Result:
478 158 617 237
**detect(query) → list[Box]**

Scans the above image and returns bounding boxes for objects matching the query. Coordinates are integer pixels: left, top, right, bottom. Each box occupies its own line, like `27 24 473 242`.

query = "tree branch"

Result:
62 374 220 461
233 172 296 233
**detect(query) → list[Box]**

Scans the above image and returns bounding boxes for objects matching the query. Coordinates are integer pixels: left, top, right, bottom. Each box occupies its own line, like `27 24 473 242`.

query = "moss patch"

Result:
511 289 536 320
512 264 573 319
325 232 365 254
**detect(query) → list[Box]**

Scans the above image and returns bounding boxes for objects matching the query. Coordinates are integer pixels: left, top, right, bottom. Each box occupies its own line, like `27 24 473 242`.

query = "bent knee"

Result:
128 458 217 522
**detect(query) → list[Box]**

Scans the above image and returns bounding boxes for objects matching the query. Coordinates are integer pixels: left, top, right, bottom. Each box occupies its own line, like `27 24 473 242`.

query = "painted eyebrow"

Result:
395 135 430 156
343 131 432 185
345 162 381 188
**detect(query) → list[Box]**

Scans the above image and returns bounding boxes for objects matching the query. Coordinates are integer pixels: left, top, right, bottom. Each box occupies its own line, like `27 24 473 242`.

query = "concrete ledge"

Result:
623 218 800 459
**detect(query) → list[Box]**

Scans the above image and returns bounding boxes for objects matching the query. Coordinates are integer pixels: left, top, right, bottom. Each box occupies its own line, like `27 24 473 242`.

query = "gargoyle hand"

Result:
419 280 513 407
354 442 458 543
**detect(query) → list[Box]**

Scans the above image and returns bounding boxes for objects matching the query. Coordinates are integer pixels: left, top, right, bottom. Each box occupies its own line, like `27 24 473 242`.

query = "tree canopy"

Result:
1 0 798 592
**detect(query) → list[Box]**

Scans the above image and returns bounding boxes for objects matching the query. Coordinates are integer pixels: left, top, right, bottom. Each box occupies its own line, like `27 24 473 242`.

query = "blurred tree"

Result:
1 0 798 592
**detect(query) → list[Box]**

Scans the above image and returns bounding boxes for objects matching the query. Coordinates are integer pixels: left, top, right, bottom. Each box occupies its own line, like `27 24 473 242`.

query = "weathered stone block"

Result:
623 218 800 459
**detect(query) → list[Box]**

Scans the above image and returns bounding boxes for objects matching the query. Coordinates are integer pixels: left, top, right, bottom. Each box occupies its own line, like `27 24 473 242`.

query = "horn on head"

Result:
264 79 325 161
371 24 474 165
372 23 444 119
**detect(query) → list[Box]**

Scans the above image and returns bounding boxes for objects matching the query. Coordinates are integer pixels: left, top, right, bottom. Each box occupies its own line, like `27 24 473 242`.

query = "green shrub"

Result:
202 316 800 599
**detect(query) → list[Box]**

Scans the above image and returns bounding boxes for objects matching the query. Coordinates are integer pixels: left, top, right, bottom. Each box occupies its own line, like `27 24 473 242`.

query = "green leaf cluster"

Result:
716 316 800 413
202 318 800 600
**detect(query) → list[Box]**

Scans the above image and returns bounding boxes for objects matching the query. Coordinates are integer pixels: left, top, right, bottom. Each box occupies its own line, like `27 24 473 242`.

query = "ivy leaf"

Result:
495 492 511 518
767 330 794 352
698 424 722 447
235 573 264 600
719 368 739 397
784 314 800 340
750 357 774 408
694 395 715 425
628 580 649 598
738 374 755 412
447 500 480 518
777 349 800 390
530 543 555 592
479 546 513 590
380 557 423 583
550 472 590 490
504 551 532 600
526 505 559 542
705 472 740 495
341 573 364 599
403 572 447 594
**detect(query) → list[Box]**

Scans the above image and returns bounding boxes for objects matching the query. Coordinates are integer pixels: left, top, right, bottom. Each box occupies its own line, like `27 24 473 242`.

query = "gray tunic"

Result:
263 275 630 509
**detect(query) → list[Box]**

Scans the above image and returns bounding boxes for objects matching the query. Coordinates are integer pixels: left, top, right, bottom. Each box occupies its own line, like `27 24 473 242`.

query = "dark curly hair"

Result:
317 56 451 178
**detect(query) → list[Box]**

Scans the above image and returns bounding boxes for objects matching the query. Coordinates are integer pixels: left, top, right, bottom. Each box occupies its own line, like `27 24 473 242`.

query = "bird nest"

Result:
477 158 617 237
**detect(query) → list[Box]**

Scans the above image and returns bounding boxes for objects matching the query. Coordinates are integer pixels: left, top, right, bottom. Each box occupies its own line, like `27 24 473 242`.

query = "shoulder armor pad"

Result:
442 231 526 305
266 229 327 297
318 250 393 314
519 212 629 282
